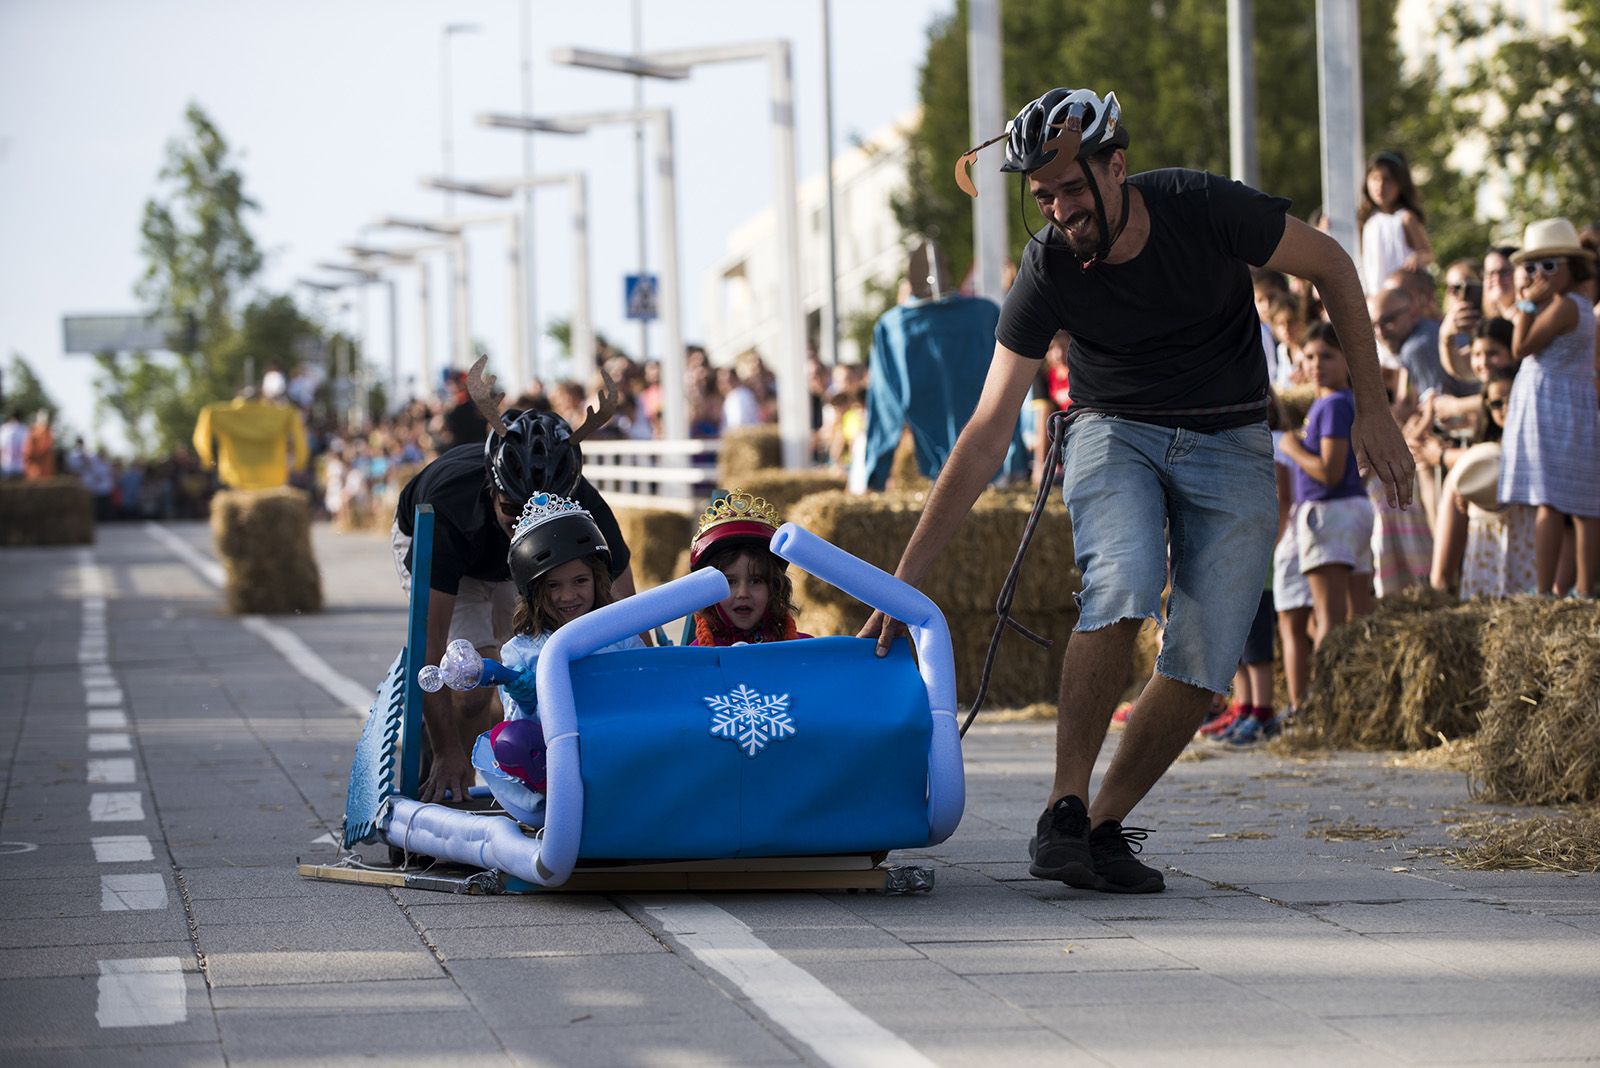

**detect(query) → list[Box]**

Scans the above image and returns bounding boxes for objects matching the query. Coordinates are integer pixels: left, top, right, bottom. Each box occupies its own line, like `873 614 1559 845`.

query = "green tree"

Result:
94 103 277 454
897 0 1413 279
3 354 60 424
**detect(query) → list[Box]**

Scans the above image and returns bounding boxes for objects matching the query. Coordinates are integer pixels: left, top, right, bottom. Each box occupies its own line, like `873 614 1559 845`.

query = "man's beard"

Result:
1054 210 1102 258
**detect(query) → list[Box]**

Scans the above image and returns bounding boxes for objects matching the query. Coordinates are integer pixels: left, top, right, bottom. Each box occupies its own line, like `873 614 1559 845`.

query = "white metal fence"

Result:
581 438 721 514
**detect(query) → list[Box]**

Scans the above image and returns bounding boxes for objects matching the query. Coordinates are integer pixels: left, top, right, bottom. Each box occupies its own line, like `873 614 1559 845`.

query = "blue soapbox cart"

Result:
308 506 965 894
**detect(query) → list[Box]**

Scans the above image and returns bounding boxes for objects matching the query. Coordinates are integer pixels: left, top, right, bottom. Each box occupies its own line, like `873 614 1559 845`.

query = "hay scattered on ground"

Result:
0 478 94 546
1445 806 1600 873
1387 736 1477 771
974 702 1056 724
1293 589 1491 751
1471 598 1600 805
211 488 322 614
1207 830 1272 840
716 426 780 484
1306 821 1404 842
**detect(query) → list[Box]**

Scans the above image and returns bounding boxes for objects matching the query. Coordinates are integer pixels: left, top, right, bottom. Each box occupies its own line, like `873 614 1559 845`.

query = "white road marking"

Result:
88 711 129 729
0 841 39 855
87 758 137 785
143 521 226 587
309 832 338 846
89 733 132 752
100 874 169 911
86 689 124 707
96 958 186 1027
89 792 145 822
638 898 937 1068
147 522 372 715
92 835 155 863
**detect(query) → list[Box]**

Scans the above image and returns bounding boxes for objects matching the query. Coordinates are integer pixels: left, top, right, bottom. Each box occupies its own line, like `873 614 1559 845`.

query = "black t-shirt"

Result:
997 168 1290 432
395 444 631 595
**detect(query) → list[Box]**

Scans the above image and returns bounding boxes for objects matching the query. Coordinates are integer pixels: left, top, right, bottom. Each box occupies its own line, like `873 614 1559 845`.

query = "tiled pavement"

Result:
1 521 1596 1067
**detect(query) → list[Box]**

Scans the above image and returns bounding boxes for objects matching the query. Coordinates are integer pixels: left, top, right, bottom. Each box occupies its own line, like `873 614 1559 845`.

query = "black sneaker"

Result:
1088 820 1165 894
1028 795 1097 887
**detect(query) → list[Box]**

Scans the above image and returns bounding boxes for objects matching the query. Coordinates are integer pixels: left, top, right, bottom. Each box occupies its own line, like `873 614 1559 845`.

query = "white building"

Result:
703 109 919 368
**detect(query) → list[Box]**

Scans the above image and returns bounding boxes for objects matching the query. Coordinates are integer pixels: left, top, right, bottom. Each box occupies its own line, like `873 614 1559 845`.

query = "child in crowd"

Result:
1456 367 1537 599
1276 321 1375 666
1358 150 1433 294
471 492 645 821
688 490 811 646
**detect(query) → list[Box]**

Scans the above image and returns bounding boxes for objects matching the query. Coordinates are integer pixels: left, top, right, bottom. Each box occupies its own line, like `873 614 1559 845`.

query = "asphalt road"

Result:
2 521 1597 1067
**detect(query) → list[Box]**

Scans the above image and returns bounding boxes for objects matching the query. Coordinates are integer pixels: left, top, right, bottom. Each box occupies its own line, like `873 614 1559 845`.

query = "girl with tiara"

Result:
688 489 812 646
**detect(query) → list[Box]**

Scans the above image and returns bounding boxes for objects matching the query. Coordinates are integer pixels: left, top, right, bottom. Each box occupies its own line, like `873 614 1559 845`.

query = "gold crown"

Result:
694 489 782 541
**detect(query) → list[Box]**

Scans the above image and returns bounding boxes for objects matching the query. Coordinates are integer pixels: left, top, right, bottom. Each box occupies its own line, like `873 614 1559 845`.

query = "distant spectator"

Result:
1482 246 1519 318
1437 259 1483 384
23 411 55 479
440 372 489 448
1359 150 1433 294
83 449 115 521
0 410 26 479
1455 367 1535 599
1497 218 1600 596
719 366 762 430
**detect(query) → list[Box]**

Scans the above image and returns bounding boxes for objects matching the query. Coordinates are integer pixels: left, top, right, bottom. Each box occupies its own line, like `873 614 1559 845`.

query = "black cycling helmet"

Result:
484 409 583 503
507 493 611 594
1000 88 1126 175
1001 88 1130 269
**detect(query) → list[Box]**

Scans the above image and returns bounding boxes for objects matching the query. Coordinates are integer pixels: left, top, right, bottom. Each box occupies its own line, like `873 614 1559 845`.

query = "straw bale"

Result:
716 426 780 484
1119 620 1163 703
735 470 848 519
796 597 1075 706
789 489 1076 616
1471 598 1600 805
1275 384 1319 430
1295 591 1492 750
0 478 94 546
890 430 931 490
614 507 693 591
209 488 323 614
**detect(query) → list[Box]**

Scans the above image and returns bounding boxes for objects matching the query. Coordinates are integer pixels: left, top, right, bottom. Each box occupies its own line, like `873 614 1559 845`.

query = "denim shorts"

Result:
1061 414 1277 694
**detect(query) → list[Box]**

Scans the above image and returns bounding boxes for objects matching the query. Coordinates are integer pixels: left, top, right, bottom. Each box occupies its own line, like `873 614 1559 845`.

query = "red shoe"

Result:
1199 702 1246 738
1111 701 1135 725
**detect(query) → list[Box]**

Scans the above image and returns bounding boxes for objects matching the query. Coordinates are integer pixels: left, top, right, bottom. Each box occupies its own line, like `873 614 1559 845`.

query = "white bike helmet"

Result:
1001 88 1126 175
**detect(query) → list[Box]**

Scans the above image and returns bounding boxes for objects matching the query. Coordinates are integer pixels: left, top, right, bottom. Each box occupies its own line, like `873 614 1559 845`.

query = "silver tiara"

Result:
511 492 590 544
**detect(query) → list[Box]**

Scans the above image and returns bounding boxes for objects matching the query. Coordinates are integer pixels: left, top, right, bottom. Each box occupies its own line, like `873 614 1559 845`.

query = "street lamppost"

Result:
316 261 399 411
478 107 685 440
551 40 809 468
343 241 453 399
422 173 594 386
439 22 481 216
296 278 365 429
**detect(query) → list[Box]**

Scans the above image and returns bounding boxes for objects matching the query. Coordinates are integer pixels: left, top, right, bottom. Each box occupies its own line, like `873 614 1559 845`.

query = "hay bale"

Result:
1295 593 1492 750
614 507 693 591
890 430 930 490
1275 384 1318 430
789 489 1076 616
1119 619 1164 704
716 426 780 484
797 597 1075 706
0 478 94 546
734 470 847 518
209 488 322 614
1472 598 1600 805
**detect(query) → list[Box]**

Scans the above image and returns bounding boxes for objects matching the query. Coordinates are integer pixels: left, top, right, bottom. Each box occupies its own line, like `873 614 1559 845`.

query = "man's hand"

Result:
858 609 909 659
419 745 474 804
1352 409 1416 509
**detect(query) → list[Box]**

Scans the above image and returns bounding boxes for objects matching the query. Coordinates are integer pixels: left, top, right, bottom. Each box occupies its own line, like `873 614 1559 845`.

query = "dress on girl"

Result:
1498 294 1600 518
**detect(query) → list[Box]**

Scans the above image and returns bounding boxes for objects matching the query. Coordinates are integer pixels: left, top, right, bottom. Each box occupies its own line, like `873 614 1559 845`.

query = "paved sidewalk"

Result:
1 521 1596 1067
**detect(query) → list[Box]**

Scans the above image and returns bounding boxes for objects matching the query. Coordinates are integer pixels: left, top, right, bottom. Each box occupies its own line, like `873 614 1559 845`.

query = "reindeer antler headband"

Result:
467 353 621 445
953 108 1085 197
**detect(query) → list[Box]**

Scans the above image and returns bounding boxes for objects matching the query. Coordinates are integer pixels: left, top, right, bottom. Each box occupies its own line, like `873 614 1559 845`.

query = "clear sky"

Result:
0 0 954 451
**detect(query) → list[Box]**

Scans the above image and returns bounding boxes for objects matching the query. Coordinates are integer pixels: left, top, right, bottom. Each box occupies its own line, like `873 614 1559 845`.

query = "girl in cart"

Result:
688 489 813 646
472 492 644 817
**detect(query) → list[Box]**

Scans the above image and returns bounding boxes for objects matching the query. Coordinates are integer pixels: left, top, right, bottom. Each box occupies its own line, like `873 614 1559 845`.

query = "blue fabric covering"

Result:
570 637 933 860
857 296 1028 490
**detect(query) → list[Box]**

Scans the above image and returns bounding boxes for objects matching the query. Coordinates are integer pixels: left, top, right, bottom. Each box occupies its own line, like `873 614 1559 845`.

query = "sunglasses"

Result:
1526 258 1564 276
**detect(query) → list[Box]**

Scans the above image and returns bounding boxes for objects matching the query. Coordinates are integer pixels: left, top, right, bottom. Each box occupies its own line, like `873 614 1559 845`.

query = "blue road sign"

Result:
625 273 659 321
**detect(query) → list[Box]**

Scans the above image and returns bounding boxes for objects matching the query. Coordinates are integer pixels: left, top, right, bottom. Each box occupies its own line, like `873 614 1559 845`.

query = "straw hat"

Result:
1453 441 1503 513
1510 218 1594 264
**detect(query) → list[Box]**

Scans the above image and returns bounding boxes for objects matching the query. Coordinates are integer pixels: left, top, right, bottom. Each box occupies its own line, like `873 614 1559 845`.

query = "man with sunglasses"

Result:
1369 285 1477 412
862 86 1415 894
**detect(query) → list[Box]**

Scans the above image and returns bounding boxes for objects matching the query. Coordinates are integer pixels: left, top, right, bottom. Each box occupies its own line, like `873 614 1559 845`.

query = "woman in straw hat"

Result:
1497 217 1599 597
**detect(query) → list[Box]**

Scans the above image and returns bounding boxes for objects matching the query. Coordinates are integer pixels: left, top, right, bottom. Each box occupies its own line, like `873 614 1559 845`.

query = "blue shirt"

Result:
1293 390 1363 502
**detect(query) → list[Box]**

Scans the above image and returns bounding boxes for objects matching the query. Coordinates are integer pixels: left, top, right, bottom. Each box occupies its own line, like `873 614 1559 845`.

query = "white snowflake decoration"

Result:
705 684 795 757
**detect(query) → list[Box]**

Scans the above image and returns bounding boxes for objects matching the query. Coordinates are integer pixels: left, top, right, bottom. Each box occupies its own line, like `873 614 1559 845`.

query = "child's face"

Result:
1470 337 1511 382
541 557 596 625
1485 380 1512 429
1366 166 1398 210
1304 341 1348 390
717 552 770 631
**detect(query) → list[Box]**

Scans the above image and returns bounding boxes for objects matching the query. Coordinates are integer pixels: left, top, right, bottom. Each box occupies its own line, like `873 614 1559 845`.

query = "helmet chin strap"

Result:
1077 157 1130 270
